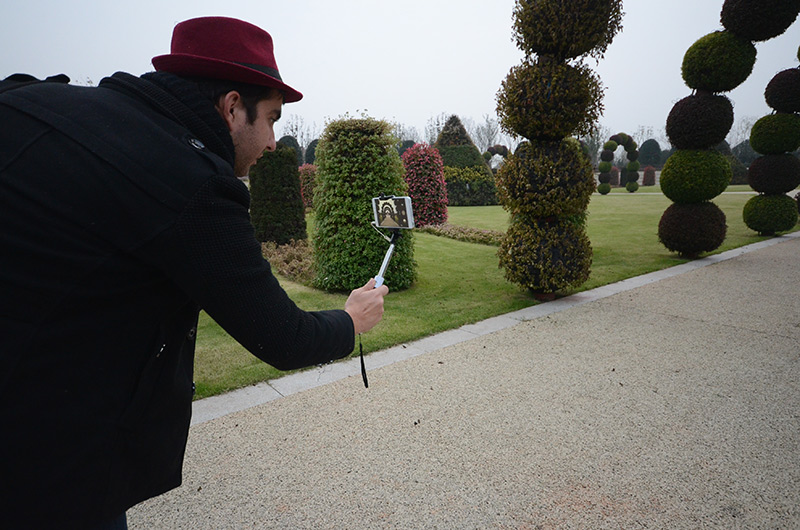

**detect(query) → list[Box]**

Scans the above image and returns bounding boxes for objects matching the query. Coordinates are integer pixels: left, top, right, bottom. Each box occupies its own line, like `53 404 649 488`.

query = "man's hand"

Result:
345 278 389 335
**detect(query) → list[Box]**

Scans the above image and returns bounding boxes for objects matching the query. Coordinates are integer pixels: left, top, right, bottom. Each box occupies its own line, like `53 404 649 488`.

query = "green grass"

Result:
194 186 797 399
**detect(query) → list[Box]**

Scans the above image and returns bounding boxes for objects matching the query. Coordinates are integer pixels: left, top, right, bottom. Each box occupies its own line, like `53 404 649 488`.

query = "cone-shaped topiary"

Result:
496 139 596 218
749 113 800 154
666 93 734 149
721 0 800 42
658 202 728 258
681 31 757 92
743 194 799 235
511 0 623 61
313 117 415 291
747 154 800 194
765 68 800 113
659 149 732 203
499 216 592 293
249 143 307 245
435 115 496 205
401 143 448 227
497 59 603 141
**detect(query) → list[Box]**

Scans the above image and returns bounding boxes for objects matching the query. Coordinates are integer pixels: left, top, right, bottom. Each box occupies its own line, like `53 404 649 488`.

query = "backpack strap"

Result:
0 74 70 95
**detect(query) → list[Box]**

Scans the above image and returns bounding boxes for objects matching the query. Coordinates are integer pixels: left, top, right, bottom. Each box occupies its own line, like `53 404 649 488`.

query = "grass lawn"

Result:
193 185 797 399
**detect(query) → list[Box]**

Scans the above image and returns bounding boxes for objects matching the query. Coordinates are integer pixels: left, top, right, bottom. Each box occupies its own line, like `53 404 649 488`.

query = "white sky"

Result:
3 0 799 146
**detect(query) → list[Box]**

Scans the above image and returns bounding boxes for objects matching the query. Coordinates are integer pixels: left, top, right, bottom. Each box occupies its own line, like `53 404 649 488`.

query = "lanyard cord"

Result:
359 334 368 388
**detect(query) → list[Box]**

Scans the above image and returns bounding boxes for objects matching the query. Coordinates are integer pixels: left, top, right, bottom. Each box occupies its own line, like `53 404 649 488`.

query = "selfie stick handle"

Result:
374 230 400 288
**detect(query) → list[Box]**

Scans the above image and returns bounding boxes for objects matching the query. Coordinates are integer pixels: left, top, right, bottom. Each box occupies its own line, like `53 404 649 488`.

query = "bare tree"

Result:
727 115 758 147
425 113 450 145
470 114 500 152
579 123 611 167
278 115 320 151
393 122 421 144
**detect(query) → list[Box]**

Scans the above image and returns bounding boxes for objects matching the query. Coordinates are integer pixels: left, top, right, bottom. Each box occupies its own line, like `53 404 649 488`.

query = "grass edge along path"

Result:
193 188 798 399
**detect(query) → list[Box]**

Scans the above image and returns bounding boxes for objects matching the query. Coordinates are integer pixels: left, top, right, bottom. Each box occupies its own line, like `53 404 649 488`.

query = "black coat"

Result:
0 72 354 529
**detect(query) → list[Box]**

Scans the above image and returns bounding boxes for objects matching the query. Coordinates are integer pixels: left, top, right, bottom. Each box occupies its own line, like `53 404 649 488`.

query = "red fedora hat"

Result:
152 16 302 103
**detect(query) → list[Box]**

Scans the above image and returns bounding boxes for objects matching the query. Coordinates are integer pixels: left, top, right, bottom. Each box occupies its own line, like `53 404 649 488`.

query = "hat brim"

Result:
152 53 303 103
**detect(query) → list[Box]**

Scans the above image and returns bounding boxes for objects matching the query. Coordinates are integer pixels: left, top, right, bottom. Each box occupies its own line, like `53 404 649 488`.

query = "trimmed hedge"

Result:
747 154 800 194
444 166 498 206
666 93 734 150
659 149 732 203
658 202 728 258
401 143 448 227
749 113 800 154
743 194 799 235
681 31 756 93
721 0 800 42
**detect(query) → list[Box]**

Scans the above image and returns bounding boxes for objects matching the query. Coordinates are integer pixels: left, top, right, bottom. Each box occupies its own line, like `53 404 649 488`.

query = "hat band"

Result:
235 62 282 82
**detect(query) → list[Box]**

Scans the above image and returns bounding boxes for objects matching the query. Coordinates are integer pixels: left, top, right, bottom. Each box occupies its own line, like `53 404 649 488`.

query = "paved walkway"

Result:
129 233 800 529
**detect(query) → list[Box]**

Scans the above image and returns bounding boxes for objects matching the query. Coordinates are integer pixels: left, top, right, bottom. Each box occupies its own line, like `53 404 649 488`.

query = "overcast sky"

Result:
3 0 799 147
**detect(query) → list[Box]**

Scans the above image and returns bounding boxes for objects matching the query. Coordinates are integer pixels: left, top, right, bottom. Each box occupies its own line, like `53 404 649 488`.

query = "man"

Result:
0 17 388 529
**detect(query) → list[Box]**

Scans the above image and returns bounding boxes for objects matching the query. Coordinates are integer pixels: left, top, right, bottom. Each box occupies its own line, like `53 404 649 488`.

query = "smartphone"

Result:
372 196 414 229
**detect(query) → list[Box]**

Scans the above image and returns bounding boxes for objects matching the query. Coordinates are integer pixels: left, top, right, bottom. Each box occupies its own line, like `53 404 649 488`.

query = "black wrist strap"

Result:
359 334 368 388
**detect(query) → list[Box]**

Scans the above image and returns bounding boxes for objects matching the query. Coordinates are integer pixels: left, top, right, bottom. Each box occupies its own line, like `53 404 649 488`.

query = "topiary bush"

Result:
249 143 307 245
598 132 639 191
681 31 757 93
278 135 303 166
721 0 800 42
435 115 496 205
743 194 799 235
747 154 800 194
401 143 448 227
666 93 734 149
312 117 415 291
749 113 800 154
764 68 800 113
659 149 732 203
304 138 319 165
642 165 657 186
658 202 728 258
639 139 662 167
444 166 498 206
298 163 317 209
597 182 612 195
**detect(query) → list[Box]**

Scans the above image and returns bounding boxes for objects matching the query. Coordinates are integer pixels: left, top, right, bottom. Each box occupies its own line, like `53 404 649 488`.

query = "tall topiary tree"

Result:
658 0 800 257
249 143 307 245
495 0 622 298
312 117 416 291
638 138 662 168
435 115 497 206
743 57 800 235
304 138 319 165
298 163 317 210
401 143 448 227
278 135 303 166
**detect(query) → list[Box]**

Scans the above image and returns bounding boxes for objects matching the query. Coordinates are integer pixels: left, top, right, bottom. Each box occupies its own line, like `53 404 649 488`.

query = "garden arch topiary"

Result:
597 132 640 194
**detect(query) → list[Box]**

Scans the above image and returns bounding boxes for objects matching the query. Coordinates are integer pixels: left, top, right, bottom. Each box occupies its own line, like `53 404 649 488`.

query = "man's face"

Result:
222 91 284 177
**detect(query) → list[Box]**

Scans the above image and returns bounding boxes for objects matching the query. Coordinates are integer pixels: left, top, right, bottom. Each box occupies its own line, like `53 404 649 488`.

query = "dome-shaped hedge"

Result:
765 68 800 113
681 31 757 92
497 59 603 141
721 0 800 42
660 149 732 203
666 93 735 149
743 194 799 235
749 113 800 154
747 154 800 194
496 139 596 218
511 0 623 61
658 202 728 258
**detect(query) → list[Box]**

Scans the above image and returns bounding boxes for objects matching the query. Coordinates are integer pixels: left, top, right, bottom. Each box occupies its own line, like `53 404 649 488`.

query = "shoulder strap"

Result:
0 74 70 95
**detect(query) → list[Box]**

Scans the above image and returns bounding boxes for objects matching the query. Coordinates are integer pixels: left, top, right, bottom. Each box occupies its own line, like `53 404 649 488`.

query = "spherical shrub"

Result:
600 149 614 162
721 0 800 42
658 202 728 257
603 140 618 151
598 161 612 173
765 68 800 113
512 0 624 60
627 161 641 173
598 172 611 184
747 154 800 194
626 181 640 193
626 170 639 183
597 182 611 195
499 216 592 293
496 139 595 218
497 59 603 141
660 150 732 203
743 194 799 235
681 31 756 92
666 93 734 149
626 149 639 161
749 113 800 154
642 166 657 186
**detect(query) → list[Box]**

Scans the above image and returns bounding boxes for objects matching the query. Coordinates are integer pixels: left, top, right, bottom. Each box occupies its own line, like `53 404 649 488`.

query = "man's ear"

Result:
215 91 243 132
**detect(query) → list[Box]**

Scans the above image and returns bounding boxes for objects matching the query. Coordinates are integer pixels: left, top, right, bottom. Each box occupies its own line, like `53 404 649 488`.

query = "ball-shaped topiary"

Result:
765 68 800 113
626 181 640 193
313 117 415 291
743 194 799 235
497 59 603 141
598 172 611 184
749 113 800 154
597 182 612 195
249 143 307 245
681 31 757 92
659 149 732 203
511 0 623 61
658 202 728 258
600 149 614 162
666 93 735 149
747 154 800 194
498 216 592 293
401 143 448 227
721 0 800 42
496 139 596 218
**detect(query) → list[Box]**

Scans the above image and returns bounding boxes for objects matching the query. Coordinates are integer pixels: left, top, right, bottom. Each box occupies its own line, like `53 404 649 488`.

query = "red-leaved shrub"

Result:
642 165 656 186
298 163 317 209
401 143 448 227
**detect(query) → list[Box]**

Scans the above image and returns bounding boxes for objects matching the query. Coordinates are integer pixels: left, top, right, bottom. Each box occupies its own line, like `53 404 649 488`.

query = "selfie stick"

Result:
374 229 401 288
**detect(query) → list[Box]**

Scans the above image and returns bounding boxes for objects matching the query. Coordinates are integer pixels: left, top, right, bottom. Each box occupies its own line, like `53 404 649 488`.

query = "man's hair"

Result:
191 78 282 124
